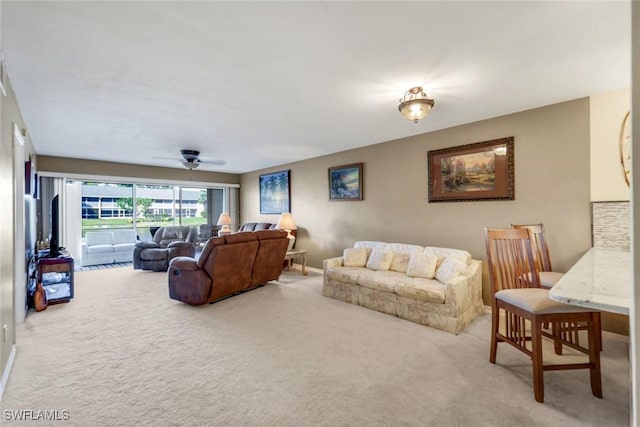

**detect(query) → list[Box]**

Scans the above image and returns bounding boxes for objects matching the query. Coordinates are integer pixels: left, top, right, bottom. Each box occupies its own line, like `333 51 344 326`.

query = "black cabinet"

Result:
29 254 74 305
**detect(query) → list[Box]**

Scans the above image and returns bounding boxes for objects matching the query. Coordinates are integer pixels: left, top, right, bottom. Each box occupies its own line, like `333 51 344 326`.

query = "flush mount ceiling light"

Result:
398 87 435 123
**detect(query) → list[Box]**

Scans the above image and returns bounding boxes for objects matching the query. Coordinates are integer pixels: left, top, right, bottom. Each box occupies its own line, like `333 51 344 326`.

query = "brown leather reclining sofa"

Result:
167 230 289 305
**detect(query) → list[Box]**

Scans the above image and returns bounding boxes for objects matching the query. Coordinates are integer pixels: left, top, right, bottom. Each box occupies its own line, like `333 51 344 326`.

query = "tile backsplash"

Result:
591 201 630 250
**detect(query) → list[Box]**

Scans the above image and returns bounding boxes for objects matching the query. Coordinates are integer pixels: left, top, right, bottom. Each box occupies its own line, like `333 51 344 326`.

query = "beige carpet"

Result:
1 267 630 426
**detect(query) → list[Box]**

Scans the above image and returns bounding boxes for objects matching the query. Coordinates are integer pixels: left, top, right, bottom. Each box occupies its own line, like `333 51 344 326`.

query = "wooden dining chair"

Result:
510 223 564 288
511 223 603 352
484 228 602 403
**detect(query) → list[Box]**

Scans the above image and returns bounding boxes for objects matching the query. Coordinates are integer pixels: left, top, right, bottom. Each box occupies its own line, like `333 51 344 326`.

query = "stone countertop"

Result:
549 247 631 315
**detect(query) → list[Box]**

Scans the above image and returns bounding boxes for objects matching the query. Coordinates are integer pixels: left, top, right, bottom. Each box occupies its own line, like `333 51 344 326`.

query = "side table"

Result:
284 249 307 275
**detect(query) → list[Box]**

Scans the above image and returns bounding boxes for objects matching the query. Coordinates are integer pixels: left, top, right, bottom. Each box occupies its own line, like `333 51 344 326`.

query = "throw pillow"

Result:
435 257 467 283
406 253 439 279
343 247 368 267
365 249 394 271
389 252 411 273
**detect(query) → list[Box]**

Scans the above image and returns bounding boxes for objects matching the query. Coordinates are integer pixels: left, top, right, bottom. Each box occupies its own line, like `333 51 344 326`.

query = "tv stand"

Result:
29 251 74 306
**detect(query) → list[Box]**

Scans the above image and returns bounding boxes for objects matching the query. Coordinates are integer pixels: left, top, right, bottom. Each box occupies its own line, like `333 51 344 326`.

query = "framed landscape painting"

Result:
259 170 291 214
428 137 514 203
328 163 363 201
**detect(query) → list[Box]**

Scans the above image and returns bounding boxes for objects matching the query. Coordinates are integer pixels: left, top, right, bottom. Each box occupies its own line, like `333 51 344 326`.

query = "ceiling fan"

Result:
155 150 226 170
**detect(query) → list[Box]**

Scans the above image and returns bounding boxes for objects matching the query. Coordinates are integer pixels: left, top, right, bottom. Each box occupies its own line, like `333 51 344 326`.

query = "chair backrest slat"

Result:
484 228 541 295
510 223 553 272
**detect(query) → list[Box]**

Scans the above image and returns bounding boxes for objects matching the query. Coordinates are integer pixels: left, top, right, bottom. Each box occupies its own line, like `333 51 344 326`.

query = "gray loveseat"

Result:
133 226 197 271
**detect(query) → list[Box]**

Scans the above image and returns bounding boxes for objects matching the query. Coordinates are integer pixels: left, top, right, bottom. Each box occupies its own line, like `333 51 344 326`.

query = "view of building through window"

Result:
81 182 224 241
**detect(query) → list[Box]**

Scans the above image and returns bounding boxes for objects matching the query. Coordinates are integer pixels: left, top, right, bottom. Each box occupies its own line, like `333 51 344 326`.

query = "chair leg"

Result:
589 313 603 398
490 306 499 363
551 321 563 355
531 317 544 403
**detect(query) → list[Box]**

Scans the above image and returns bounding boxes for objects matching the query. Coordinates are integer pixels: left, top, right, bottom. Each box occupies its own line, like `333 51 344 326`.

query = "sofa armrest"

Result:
167 241 193 249
168 256 211 305
169 256 199 270
168 241 196 259
81 241 88 254
323 257 344 269
323 257 344 283
444 259 483 315
136 241 160 249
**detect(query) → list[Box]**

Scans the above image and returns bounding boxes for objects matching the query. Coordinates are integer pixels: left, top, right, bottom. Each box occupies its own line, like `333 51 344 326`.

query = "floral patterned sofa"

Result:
322 241 485 334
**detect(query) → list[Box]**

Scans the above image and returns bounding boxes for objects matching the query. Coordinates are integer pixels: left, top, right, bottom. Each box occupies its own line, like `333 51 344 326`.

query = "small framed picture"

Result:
259 170 291 214
24 160 35 196
328 163 363 201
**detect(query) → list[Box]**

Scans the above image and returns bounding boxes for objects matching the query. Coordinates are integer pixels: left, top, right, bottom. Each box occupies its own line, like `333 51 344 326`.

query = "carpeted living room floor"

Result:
1 266 630 426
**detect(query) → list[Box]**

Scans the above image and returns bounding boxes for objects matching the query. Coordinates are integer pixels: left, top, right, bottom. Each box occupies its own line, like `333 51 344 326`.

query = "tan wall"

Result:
38 156 240 185
590 88 631 201
241 98 592 307
0 53 36 381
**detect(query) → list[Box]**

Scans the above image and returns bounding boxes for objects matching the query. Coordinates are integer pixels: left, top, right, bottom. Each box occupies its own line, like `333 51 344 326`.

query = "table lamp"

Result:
217 213 232 235
276 212 297 251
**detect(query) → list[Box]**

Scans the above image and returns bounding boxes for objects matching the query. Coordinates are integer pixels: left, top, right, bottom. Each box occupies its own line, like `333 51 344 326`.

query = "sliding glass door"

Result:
80 181 228 243
81 183 134 237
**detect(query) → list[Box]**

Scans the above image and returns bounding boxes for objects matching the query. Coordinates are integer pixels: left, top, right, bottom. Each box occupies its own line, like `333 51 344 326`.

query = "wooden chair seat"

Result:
497 288 597 314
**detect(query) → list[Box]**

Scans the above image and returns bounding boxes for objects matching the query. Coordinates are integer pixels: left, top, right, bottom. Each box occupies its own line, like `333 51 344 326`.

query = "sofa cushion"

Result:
435 257 467 283
406 252 439 279
112 229 136 245
423 246 472 267
366 249 394 271
354 241 387 258
85 232 113 246
343 248 368 267
158 226 194 246
86 244 114 254
113 243 135 252
385 243 424 273
357 270 405 292
326 267 361 285
142 248 170 261
394 276 446 304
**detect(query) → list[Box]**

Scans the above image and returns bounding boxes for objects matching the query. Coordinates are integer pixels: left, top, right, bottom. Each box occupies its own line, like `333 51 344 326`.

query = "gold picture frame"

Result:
428 137 514 203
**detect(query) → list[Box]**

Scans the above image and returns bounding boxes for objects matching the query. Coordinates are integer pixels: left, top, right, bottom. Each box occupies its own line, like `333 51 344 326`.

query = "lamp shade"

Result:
216 213 233 235
217 213 232 226
276 212 297 230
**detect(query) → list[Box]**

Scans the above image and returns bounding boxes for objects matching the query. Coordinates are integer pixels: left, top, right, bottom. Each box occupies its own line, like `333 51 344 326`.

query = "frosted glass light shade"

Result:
398 87 435 123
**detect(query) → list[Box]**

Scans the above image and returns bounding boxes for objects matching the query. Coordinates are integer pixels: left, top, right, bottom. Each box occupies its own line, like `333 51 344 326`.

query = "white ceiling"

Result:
1 1 631 174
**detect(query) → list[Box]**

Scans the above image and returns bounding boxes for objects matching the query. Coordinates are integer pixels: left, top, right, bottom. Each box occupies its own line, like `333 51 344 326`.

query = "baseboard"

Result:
0 344 17 402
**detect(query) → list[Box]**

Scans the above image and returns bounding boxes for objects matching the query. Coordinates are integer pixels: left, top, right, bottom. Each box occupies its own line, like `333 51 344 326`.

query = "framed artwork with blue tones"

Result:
328 163 363 201
259 170 291 214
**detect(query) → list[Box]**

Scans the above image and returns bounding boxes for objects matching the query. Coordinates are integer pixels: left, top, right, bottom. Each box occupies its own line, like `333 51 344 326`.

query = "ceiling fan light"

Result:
398 87 435 123
182 160 200 170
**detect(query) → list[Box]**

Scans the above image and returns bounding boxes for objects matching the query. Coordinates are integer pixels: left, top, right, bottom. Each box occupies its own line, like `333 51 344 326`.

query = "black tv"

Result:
49 194 60 257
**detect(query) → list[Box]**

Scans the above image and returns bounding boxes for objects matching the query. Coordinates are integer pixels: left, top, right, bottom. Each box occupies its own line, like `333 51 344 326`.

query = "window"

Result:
81 181 227 241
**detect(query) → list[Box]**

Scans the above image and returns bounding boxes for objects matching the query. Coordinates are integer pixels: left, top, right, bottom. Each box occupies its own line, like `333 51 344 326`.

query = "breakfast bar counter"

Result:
549 247 631 315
